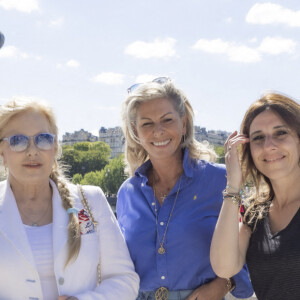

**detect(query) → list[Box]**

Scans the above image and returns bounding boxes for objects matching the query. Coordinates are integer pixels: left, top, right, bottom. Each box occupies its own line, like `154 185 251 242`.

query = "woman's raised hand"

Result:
224 131 249 193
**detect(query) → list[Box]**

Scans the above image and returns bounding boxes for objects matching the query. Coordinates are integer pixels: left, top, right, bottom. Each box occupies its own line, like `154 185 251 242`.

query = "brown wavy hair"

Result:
240 92 300 228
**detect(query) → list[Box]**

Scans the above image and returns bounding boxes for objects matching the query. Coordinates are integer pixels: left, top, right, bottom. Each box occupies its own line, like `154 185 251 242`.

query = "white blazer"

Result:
0 180 139 300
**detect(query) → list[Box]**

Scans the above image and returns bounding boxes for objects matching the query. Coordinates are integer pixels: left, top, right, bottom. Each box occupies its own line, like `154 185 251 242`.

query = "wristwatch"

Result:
226 277 236 293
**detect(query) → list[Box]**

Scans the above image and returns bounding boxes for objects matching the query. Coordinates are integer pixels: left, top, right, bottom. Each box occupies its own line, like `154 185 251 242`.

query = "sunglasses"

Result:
127 77 170 94
1 133 56 152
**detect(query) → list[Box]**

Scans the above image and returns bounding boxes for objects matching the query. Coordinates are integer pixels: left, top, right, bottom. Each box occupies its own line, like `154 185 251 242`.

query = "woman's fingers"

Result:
225 133 249 154
225 133 250 191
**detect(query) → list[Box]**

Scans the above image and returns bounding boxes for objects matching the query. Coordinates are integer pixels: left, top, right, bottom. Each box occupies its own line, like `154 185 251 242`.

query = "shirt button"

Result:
58 277 64 285
141 183 144 187
160 222 164 226
161 276 165 280
152 202 155 206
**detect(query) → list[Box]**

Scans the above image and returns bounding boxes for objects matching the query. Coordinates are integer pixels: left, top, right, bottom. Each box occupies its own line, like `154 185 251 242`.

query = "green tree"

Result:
74 142 90 151
214 145 225 164
72 173 83 184
100 154 127 194
60 148 82 176
60 141 111 177
80 171 103 187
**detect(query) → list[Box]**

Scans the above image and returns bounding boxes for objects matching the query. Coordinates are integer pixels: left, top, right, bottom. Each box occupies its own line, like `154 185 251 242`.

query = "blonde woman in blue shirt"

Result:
117 78 253 300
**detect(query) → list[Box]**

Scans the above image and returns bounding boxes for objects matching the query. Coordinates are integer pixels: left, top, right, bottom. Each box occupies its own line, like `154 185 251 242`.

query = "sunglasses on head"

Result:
1 133 55 152
127 77 170 94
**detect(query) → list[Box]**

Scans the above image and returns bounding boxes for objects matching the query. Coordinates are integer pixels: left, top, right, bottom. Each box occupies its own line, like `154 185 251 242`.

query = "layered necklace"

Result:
153 174 182 300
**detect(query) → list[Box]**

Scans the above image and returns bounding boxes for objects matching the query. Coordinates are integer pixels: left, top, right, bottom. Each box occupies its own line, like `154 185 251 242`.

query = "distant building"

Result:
61 126 229 156
194 126 229 145
62 129 98 145
98 126 125 158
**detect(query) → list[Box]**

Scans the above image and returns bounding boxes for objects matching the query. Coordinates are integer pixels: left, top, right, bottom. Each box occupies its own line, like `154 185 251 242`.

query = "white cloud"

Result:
249 37 258 43
0 45 29 59
225 17 232 23
66 59 80 68
92 72 124 85
125 38 176 59
56 59 80 69
246 3 300 27
0 0 39 13
49 17 64 28
193 36 297 63
192 39 261 63
258 37 296 55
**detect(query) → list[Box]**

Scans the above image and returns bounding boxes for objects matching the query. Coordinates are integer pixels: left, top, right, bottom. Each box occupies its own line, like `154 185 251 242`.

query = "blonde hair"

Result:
240 92 300 228
122 80 217 175
0 98 81 266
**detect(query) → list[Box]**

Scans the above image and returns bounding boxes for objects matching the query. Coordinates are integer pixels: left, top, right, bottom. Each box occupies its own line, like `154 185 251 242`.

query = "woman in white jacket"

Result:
0 99 139 299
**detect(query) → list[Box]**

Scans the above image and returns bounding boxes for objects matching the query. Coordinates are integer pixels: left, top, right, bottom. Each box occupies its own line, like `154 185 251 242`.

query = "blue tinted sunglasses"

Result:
1 133 55 152
127 77 170 94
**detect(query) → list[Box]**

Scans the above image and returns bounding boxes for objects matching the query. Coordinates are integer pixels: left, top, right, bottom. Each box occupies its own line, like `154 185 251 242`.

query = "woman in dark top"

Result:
210 92 300 300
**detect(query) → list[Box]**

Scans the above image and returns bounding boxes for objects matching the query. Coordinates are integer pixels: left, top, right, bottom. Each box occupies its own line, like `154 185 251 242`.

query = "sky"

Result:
0 0 300 139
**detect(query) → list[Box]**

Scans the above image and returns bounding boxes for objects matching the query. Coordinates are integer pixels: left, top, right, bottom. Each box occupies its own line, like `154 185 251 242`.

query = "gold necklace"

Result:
152 169 182 204
153 176 182 300
153 176 182 255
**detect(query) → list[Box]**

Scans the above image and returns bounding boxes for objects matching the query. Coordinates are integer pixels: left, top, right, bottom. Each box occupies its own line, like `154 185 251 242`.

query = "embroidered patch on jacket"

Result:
78 209 95 235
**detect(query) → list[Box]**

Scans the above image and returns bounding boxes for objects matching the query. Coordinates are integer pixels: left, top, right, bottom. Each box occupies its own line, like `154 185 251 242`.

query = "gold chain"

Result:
78 185 98 228
77 185 101 286
153 176 182 255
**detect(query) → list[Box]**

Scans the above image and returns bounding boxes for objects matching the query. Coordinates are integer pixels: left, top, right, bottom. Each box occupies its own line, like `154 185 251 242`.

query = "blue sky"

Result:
0 0 299 139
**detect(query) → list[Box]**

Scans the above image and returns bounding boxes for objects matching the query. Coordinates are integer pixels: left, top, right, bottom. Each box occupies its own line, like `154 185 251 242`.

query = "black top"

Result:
246 207 300 300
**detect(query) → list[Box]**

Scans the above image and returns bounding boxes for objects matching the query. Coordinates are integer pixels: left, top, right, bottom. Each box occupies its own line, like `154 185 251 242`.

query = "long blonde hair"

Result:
122 80 217 175
241 92 300 228
0 98 81 266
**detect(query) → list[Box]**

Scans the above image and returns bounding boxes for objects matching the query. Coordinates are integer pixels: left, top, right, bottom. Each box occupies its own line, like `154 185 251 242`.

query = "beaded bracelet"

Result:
222 189 241 206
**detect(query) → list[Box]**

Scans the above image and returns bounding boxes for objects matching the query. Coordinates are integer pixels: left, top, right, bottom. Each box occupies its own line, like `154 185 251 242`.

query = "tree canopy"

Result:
72 154 127 195
60 141 111 177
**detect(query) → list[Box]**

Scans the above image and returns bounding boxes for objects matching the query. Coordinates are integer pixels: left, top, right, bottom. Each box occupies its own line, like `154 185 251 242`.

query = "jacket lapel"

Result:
0 180 36 269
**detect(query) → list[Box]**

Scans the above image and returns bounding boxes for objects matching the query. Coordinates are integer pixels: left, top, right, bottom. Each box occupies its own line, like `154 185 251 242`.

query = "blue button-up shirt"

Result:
117 149 253 298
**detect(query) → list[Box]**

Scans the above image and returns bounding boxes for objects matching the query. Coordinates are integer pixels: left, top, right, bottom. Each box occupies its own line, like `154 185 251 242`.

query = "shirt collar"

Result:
135 148 194 179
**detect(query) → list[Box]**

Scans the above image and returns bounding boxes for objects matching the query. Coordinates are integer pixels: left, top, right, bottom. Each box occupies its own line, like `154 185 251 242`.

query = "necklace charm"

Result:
31 223 38 227
158 246 166 254
153 176 182 257
155 287 169 300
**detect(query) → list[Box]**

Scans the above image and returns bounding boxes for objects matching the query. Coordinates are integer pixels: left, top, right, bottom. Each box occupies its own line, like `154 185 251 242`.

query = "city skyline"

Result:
1 1 300 139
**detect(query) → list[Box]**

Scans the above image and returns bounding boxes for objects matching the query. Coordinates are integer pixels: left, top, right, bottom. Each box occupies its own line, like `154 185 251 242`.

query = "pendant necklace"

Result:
153 175 182 255
153 175 182 300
